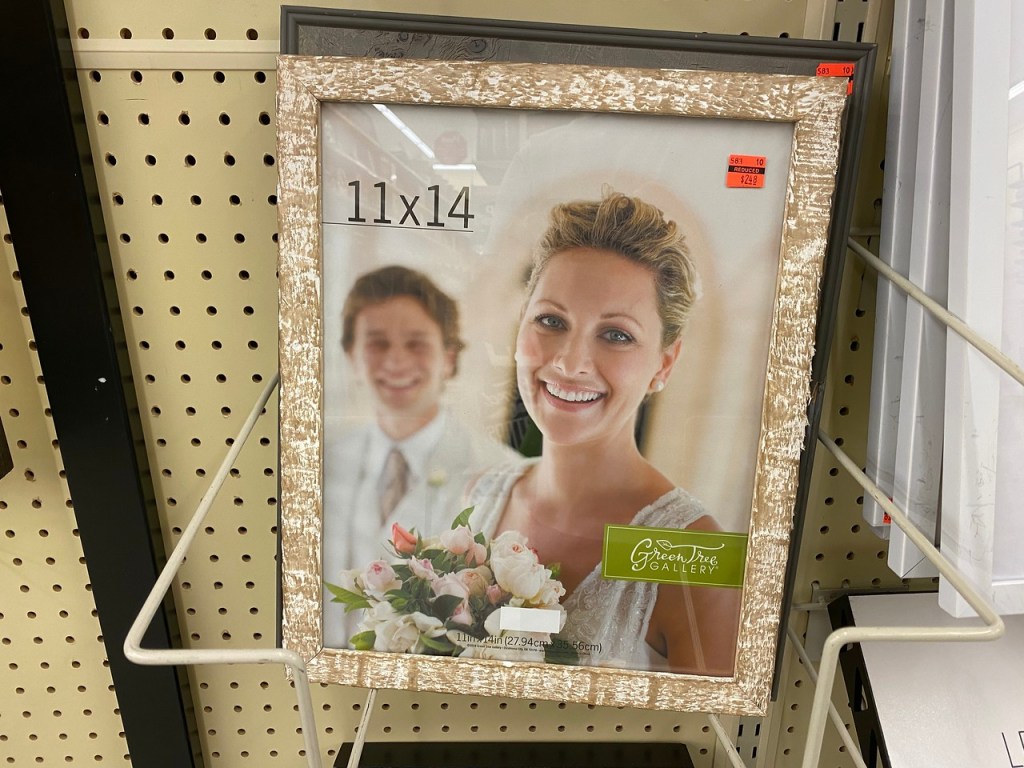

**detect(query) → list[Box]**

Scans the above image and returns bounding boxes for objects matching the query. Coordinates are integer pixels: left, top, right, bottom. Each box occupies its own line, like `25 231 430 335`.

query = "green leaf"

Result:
350 631 376 651
392 564 413 581
548 562 561 581
388 596 410 612
419 634 458 655
451 506 474 530
431 594 465 621
325 583 371 612
405 579 427 601
429 550 453 571
468 595 487 613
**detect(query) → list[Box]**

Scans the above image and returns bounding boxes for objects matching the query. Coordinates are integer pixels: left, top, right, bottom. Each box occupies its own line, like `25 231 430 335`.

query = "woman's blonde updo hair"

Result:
526 190 698 347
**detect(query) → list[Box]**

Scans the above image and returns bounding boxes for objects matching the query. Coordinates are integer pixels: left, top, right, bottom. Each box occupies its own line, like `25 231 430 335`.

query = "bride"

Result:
469 191 741 675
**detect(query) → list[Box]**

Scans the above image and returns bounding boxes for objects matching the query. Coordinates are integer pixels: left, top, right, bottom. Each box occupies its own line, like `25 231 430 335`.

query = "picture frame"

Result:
277 54 847 714
277 9 878 697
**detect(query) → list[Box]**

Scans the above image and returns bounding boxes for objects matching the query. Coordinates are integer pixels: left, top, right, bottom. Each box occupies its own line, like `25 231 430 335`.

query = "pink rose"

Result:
392 523 417 555
439 525 475 555
465 542 487 567
432 573 470 602
360 560 401 597
409 558 437 581
432 573 471 622
455 566 493 598
486 584 505 605
449 602 473 626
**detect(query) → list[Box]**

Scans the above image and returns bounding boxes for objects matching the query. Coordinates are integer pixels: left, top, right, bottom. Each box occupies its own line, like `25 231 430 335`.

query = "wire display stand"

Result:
124 236 1014 768
123 373 324 768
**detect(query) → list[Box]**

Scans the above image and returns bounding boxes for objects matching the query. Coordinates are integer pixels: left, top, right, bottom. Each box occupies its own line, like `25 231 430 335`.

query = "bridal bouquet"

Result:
326 508 575 663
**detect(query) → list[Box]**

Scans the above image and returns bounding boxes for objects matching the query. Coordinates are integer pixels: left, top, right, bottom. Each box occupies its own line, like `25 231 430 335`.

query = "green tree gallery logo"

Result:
602 525 748 588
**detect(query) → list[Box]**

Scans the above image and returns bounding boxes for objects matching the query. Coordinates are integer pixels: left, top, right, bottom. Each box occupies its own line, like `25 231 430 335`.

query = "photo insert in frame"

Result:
318 102 793 677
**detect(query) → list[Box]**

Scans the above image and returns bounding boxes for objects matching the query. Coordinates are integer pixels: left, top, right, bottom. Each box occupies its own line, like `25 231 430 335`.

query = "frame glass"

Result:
277 55 847 714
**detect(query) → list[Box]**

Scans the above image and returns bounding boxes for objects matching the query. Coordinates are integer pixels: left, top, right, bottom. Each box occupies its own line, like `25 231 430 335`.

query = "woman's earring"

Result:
652 380 665 393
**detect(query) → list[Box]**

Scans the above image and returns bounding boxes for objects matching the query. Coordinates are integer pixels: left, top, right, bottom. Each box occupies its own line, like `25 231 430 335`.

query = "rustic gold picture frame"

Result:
277 54 846 715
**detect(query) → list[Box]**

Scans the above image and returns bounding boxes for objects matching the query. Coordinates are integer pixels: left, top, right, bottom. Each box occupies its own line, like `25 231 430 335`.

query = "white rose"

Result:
334 568 361 593
493 558 549 601
528 578 566 609
357 601 398 634
490 532 547 599
371 610 447 654
373 615 420 653
439 525 475 555
490 529 531 556
409 611 446 639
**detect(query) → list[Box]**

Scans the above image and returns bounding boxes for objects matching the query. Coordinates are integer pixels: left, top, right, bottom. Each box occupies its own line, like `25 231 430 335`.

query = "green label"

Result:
602 525 748 588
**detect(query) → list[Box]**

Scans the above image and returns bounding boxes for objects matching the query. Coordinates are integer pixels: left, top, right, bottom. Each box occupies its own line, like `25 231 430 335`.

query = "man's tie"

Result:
380 448 409 521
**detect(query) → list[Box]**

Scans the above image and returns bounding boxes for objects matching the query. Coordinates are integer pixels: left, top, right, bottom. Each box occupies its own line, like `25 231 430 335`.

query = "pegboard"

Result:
0 198 128 764
0 0 899 765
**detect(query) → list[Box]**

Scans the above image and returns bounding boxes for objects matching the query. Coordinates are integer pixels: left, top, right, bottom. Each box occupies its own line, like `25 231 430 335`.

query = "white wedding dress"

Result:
466 461 710 671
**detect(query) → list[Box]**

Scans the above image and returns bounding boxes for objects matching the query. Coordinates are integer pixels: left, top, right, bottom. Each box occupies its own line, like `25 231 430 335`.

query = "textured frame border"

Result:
276 55 846 715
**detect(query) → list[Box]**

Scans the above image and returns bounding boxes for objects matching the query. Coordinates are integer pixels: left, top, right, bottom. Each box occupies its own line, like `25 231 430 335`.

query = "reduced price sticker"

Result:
726 154 767 189
816 61 855 95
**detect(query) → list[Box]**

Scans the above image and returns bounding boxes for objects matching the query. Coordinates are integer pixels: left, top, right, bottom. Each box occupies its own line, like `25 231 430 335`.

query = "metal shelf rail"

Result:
787 236 1020 768
123 236 1016 768
122 372 325 768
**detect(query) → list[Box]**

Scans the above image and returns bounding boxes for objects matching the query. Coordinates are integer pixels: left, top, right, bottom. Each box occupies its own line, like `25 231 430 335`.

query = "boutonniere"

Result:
427 469 447 488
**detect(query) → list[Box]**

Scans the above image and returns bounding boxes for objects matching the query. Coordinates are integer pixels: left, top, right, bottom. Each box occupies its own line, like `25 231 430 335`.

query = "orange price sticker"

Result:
726 154 766 189
816 61 855 95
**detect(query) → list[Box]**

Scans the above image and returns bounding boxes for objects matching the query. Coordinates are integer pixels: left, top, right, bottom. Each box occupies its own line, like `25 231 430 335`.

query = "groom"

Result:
321 265 517 648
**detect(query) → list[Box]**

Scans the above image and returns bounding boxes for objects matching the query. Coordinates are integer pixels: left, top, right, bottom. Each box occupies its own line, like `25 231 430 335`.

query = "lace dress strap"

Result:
560 487 711 671
464 460 533 537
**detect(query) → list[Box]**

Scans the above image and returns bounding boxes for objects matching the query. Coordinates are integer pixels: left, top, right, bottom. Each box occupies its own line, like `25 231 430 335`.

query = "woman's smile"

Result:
543 380 605 404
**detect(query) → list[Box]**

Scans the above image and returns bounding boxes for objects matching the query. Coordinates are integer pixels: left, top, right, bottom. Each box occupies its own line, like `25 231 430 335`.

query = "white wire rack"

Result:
124 235 1015 768
122 372 325 768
